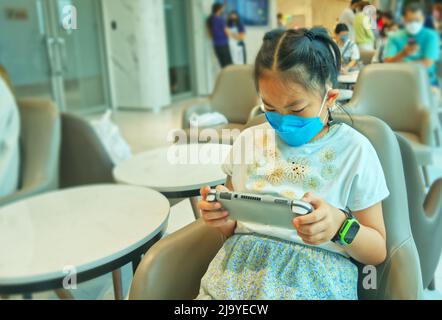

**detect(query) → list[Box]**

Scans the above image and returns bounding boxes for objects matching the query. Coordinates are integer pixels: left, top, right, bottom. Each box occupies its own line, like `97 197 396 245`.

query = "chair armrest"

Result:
129 219 226 300
424 178 442 220
181 103 213 129
247 105 264 123
0 179 55 207
420 107 441 147
376 238 424 300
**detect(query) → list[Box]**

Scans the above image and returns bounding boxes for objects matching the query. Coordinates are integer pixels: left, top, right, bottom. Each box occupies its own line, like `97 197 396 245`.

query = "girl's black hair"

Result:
206 3 224 37
254 27 341 95
227 10 241 28
334 23 349 34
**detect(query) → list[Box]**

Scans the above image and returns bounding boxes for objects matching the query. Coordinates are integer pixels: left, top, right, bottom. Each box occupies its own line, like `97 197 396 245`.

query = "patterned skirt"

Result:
196 234 358 300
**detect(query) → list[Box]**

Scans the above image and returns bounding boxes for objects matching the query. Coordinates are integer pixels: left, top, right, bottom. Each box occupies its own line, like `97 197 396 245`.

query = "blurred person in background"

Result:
354 1 376 50
207 3 233 68
425 1 442 44
339 0 362 41
335 23 361 72
372 22 399 63
227 11 247 64
0 69 20 198
0 64 13 93
384 3 440 87
277 13 286 30
378 11 395 33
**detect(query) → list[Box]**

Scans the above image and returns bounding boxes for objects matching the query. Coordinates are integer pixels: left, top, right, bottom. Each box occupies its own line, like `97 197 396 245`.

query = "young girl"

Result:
197 27 389 300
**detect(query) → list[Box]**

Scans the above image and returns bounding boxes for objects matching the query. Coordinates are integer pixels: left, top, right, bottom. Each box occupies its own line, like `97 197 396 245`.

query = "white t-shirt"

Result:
340 39 360 65
222 122 390 257
0 77 20 198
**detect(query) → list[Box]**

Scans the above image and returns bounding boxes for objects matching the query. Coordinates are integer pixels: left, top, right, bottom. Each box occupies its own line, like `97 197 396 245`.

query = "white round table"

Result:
0 185 169 295
113 144 231 217
338 71 359 85
337 89 354 102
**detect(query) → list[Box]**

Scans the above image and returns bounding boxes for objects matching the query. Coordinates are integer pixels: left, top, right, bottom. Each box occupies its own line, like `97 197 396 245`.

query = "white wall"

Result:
102 0 171 111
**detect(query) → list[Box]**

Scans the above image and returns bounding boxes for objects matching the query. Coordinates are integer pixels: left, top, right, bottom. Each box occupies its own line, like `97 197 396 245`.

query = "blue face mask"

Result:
265 90 330 147
340 35 349 43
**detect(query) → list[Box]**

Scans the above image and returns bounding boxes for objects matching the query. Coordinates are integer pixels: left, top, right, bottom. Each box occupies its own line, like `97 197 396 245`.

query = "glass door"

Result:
0 0 110 114
0 0 54 99
164 0 194 98
50 0 109 113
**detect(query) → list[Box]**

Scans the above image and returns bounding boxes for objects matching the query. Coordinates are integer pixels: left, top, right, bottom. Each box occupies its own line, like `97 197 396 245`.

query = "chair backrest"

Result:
349 63 434 135
246 114 423 299
396 134 442 289
211 64 260 124
360 49 376 65
18 98 61 193
60 113 114 188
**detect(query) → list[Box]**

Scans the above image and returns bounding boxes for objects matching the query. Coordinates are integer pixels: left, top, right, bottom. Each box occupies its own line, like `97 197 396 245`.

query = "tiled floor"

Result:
3 97 442 300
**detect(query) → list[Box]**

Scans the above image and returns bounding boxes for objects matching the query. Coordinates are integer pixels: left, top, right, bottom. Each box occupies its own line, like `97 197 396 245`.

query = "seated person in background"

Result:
372 22 399 63
384 3 440 87
425 2 442 45
334 23 360 72
0 70 20 198
197 27 388 300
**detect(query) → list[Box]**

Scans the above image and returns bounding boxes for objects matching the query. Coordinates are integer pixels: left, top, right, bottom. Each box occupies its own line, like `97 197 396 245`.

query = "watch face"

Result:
343 221 360 244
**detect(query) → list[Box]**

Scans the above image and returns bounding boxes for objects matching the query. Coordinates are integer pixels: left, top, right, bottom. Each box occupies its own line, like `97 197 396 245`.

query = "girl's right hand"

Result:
198 185 231 228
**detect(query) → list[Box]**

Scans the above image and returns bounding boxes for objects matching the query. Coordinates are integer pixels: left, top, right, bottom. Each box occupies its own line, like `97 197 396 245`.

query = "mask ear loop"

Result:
318 89 331 125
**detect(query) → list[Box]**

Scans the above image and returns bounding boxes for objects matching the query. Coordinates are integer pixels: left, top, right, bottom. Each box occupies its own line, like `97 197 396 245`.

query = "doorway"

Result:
0 0 110 114
164 0 195 99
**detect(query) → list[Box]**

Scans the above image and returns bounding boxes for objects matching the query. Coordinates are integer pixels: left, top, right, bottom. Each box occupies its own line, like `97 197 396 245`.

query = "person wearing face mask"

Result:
425 2 442 44
372 22 399 63
335 23 361 72
384 3 440 87
196 27 388 300
227 11 247 65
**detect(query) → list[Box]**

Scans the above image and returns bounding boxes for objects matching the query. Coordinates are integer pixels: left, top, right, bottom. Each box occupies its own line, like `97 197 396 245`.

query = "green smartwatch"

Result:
332 208 360 246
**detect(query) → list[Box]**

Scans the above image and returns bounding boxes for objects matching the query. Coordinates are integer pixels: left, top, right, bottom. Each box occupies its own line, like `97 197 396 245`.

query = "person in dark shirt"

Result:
206 3 234 68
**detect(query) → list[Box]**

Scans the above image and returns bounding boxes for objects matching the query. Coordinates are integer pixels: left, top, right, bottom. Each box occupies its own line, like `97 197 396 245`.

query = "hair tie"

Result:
304 30 315 41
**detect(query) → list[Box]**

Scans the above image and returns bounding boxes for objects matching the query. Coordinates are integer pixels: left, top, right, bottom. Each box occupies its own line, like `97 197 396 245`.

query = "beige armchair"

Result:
60 113 115 188
129 114 423 300
397 134 442 291
347 63 441 186
360 49 376 65
59 112 127 300
0 98 61 207
181 65 260 144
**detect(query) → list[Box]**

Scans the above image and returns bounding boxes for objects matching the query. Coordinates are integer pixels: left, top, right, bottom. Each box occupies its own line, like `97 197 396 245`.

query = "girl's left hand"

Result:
292 193 347 245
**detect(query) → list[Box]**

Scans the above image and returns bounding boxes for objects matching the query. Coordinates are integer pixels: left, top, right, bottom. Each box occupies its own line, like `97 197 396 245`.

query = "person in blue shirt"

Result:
384 3 441 86
206 3 235 68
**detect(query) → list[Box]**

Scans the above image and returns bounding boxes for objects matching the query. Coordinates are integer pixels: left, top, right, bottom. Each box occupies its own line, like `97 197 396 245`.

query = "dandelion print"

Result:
265 163 285 186
321 164 337 180
284 158 310 183
247 158 268 176
252 179 267 191
264 147 281 162
320 148 336 164
303 176 322 192
280 190 297 200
